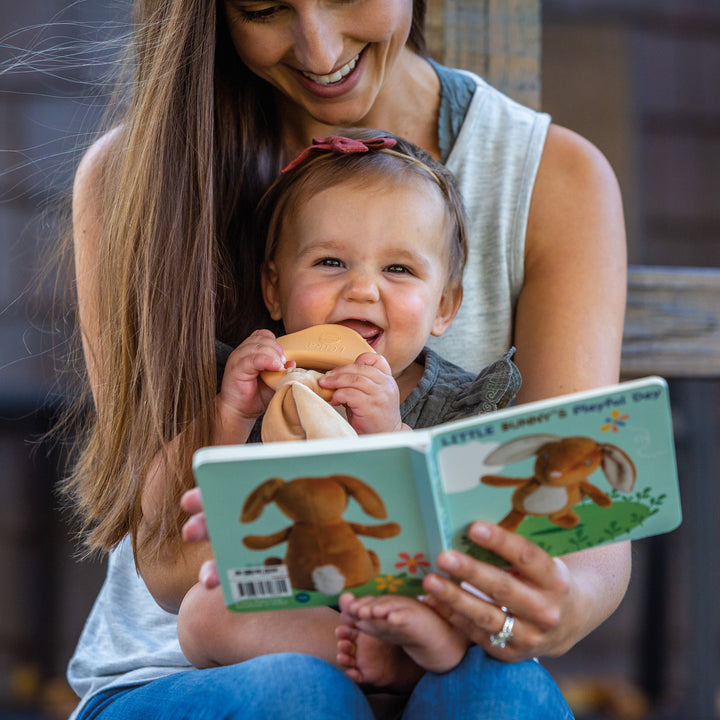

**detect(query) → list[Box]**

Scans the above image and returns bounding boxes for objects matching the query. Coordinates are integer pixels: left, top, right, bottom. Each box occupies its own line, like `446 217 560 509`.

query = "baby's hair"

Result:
255 129 468 291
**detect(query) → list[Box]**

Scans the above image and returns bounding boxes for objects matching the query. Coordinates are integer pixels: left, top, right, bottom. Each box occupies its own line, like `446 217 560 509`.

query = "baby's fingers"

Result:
320 352 392 388
353 351 392 375
228 330 287 374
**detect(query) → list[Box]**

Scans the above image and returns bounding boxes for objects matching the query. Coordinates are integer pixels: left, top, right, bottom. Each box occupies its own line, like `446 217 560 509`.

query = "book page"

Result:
428 377 681 563
195 441 439 611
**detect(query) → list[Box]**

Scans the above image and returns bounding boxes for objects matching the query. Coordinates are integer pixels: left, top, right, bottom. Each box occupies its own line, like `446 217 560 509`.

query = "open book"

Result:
193 376 681 612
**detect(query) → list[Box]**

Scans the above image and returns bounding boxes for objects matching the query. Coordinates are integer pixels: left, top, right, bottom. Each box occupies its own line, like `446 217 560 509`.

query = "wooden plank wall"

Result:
426 5 720 379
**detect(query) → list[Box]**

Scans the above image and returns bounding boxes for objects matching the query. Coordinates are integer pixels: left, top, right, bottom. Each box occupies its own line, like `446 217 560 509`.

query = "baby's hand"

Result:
217 329 289 425
319 352 403 435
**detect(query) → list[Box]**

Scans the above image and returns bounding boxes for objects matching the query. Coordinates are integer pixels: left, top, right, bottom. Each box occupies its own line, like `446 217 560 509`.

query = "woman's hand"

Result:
181 487 220 589
319 352 404 435
421 521 629 662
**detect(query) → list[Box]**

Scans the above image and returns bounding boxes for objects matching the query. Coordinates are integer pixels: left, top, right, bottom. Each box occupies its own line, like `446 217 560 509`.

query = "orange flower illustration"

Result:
374 575 404 593
601 409 630 433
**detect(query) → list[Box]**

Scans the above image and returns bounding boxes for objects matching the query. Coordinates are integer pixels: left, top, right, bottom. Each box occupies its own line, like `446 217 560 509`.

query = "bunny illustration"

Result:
241 474 401 595
481 434 636 531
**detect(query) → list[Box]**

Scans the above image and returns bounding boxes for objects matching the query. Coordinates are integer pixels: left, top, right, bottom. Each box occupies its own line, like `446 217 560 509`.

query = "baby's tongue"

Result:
335 320 380 345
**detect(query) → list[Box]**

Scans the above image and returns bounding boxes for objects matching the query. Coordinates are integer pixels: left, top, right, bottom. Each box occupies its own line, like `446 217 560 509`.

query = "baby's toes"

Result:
337 650 357 671
335 624 359 642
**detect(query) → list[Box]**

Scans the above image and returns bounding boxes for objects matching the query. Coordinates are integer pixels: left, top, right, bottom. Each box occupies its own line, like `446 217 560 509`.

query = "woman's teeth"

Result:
303 54 359 86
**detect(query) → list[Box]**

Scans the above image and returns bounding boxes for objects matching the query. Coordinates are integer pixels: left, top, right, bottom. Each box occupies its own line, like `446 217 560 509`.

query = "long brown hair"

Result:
62 0 428 559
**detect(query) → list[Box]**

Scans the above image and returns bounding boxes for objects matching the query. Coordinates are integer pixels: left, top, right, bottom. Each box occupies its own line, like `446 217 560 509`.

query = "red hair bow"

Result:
282 135 398 173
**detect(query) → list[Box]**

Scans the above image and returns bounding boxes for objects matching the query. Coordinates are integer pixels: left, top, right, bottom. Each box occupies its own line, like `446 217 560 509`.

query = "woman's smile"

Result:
294 48 366 99
301 50 361 86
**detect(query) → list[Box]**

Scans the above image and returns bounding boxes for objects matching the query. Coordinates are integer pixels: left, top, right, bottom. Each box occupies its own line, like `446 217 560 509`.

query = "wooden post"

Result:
425 0 542 109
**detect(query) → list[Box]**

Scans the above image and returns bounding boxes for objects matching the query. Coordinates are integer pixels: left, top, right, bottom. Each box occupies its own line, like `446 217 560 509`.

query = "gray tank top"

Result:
427 60 550 373
66 62 551 718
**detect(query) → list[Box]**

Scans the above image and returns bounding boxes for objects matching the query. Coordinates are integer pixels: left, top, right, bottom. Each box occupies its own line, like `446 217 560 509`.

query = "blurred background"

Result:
1 1 718 718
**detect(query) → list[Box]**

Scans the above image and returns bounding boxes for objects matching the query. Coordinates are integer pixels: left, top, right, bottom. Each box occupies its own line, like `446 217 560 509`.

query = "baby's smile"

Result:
333 319 384 349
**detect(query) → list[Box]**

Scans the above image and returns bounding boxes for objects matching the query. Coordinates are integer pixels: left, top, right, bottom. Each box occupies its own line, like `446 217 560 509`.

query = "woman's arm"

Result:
514 123 627 401
422 123 631 658
518 122 631 642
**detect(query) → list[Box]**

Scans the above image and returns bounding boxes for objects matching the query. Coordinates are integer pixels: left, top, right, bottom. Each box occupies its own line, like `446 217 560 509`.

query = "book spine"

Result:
410 449 451 567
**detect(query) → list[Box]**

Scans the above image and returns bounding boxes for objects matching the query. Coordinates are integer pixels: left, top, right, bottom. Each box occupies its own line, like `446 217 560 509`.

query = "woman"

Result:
66 0 628 717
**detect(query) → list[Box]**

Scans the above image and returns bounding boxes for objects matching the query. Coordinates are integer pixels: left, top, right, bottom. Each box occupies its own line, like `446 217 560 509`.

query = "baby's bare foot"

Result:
336 622 423 691
339 592 468 674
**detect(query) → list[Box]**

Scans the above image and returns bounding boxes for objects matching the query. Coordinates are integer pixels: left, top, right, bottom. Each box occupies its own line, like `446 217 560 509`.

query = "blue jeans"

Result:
76 648 573 720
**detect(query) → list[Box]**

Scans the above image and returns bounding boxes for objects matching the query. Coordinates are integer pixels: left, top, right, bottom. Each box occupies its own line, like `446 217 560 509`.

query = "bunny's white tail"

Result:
311 565 346 595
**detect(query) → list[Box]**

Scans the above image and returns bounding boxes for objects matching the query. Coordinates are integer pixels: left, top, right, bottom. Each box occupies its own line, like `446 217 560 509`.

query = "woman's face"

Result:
223 0 414 129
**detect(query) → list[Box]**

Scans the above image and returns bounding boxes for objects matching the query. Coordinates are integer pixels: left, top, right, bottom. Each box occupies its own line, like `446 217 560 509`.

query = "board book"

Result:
193 376 681 612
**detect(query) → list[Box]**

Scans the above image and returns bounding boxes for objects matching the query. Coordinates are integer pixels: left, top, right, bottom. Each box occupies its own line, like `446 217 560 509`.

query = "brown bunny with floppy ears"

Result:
481 434 636 531
240 475 401 595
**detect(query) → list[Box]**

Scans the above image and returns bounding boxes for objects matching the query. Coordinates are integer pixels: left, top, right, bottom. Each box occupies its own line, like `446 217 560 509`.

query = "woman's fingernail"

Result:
439 551 460 571
199 562 213 585
424 575 444 593
470 522 491 542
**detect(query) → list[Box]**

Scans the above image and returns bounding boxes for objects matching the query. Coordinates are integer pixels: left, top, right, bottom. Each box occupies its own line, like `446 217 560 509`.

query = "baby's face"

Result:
262 176 459 380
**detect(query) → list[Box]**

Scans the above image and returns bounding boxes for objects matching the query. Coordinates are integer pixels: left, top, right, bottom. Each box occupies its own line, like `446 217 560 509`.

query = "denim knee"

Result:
75 653 377 720
404 646 573 720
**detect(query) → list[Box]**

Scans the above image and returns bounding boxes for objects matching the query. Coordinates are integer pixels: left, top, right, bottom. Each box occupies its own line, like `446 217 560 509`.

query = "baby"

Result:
178 130 521 690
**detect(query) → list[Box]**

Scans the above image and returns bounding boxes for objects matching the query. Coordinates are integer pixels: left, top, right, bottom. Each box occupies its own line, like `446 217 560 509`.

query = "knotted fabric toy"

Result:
259 324 375 442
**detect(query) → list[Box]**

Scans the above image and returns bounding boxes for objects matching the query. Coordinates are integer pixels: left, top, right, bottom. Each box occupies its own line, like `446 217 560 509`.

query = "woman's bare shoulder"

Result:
527 123 624 260
73 127 122 208
72 128 123 250
537 124 618 196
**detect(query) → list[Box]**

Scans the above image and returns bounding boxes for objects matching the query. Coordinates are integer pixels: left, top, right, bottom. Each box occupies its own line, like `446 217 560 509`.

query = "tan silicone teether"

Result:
261 324 374 390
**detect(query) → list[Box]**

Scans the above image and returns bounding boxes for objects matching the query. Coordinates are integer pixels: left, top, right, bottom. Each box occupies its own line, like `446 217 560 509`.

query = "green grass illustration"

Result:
461 487 664 567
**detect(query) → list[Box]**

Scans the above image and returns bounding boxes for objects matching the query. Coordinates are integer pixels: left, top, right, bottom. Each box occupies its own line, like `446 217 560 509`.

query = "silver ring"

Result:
489 607 515 648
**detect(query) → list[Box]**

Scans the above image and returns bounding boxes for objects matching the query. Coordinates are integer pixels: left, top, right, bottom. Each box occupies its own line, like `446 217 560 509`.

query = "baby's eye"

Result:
317 257 344 268
384 264 411 274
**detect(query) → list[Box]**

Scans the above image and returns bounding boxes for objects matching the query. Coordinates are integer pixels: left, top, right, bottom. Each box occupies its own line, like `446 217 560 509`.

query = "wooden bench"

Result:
623 266 720 379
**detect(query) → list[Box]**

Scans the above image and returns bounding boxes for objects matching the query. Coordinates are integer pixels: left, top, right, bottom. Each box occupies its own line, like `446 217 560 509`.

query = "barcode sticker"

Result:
228 565 293 601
